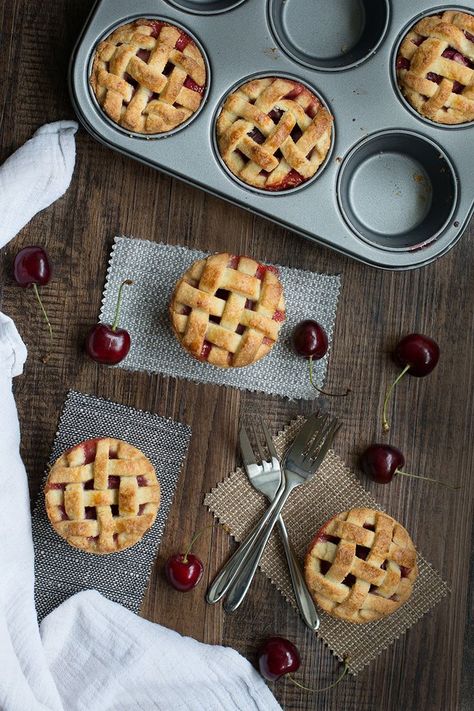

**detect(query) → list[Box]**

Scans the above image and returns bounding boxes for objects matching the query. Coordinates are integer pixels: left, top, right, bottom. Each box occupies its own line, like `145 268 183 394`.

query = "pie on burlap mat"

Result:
204 417 449 674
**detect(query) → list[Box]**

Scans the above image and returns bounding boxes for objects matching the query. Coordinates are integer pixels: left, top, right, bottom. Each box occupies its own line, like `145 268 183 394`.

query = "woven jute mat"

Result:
204 417 449 674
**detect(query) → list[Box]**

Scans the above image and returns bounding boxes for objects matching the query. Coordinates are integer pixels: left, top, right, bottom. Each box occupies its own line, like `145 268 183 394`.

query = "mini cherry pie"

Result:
169 252 286 368
216 77 333 191
90 19 207 134
396 11 474 125
45 437 160 554
304 507 418 624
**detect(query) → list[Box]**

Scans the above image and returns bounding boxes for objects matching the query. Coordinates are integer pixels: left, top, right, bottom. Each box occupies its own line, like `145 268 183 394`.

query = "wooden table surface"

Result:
1 2 473 709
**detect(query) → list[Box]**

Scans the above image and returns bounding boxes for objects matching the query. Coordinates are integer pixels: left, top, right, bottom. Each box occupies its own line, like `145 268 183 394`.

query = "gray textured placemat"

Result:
99 236 341 399
32 391 191 622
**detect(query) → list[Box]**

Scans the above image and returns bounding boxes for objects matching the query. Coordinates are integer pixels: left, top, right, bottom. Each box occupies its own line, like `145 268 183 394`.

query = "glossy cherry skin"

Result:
165 553 204 592
258 637 301 681
293 320 328 359
360 444 405 484
85 323 131 365
13 246 51 287
394 334 439 377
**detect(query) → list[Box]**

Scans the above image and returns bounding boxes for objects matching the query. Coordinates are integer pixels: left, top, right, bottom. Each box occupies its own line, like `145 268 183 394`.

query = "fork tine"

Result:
303 414 331 462
260 417 279 460
250 421 267 463
239 425 258 467
308 419 341 471
284 413 322 462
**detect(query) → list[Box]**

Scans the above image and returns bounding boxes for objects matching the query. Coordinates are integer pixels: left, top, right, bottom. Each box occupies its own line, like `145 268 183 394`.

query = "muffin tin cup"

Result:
268 0 390 71
69 0 474 270
390 5 474 130
337 129 458 250
211 71 335 196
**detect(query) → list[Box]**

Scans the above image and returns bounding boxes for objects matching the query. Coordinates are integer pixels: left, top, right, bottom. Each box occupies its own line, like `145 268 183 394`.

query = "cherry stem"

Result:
308 357 350 397
32 283 53 362
289 657 350 693
396 469 460 490
382 364 410 432
111 279 133 332
182 523 216 564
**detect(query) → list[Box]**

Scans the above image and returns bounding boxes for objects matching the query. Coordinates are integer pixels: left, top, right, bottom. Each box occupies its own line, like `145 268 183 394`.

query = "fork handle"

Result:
277 517 320 631
223 487 292 612
206 482 286 604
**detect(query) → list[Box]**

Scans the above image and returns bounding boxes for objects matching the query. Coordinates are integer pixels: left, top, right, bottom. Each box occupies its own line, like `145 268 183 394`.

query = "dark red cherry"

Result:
393 333 440 377
258 637 301 681
293 320 328 359
13 246 53 361
85 324 131 365
360 444 404 484
13 246 51 286
382 333 439 431
361 444 459 489
85 279 132 365
165 553 204 592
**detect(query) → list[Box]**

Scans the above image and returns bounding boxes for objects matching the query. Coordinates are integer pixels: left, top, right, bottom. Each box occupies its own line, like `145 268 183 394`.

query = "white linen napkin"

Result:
0 121 78 246
0 126 281 711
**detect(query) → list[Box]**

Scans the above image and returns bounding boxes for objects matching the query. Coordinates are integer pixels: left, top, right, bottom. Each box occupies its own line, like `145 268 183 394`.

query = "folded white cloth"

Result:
0 121 78 247
0 126 281 711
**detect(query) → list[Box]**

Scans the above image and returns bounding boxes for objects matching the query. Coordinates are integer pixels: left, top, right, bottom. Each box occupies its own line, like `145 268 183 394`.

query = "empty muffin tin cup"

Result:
165 0 247 14
337 130 458 250
269 0 390 71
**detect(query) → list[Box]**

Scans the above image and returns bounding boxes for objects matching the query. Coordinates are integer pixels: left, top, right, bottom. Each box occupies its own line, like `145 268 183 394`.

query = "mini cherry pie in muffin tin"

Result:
90 19 207 134
45 437 160 554
396 10 474 125
304 507 418 624
169 252 286 368
216 77 333 191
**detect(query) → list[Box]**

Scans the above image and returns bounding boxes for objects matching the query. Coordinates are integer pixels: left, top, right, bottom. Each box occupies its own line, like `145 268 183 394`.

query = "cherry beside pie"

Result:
216 77 333 191
396 11 474 125
90 19 207 134
45 437 160 554
304 507 418 624
169 252 286 368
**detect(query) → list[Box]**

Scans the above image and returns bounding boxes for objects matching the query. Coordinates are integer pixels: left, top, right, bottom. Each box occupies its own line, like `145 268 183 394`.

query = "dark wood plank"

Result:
0 2 473 710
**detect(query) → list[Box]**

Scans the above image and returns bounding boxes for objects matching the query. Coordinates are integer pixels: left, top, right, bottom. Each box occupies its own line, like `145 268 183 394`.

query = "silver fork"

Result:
223 412 341 612
240 419 320 630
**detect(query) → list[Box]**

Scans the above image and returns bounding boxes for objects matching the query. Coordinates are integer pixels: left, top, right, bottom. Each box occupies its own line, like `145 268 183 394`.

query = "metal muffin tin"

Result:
69 0 474 269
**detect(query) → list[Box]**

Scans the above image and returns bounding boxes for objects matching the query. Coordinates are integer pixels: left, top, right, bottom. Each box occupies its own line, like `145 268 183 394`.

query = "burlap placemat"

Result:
33 391 191 621
99 236 341 399
204 417 449 675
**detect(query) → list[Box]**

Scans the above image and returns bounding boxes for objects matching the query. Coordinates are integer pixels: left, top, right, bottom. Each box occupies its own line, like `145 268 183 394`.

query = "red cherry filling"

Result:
227 255 240 270
149 21 165 38
266 169 305 191
400 565 412 578
356 545 371 560
342 573 357 587
138 504 147 515
273 309 285 322
465 30 474 43
200 340 212 360
397 56 410 70
363 523 375 531
108 475 120 489
58 505 68 521
320 560 331 574
110 505 119 517
175 31 191 52
85 506 97 520
136 49 151 63
183 77 205 94
48 483 66 491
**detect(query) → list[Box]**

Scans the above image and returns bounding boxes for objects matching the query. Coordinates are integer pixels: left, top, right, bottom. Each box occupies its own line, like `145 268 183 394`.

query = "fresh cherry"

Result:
361 444 459 489
85 279 133 365
165 525 215 592
165 553 204 592
258 637 349 692
382 333 440 432
258 637 301 681
293 320 328 359
13 246 53 362
292 320 349 397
